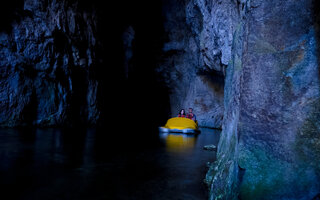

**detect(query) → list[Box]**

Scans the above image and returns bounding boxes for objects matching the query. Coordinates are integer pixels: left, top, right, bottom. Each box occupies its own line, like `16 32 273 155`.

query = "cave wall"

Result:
0 0 228 129
158 0 230 128
206 0 320 199
0 0 170 129
1 1 320 198
0 0 101 127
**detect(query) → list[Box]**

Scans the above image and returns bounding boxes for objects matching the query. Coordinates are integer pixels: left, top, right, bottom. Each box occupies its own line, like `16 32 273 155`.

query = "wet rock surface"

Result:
1 0 320 199
0 0 101 127
203 144 217 151
0 0 167 128
158 0 228 128
206 0 320 199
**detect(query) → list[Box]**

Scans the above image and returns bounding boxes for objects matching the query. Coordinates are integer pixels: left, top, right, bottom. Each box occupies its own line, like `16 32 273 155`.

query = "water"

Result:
0 127 220 200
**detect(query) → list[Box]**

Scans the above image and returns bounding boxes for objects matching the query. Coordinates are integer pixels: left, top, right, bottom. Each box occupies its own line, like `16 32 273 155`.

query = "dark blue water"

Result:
0 128 220 200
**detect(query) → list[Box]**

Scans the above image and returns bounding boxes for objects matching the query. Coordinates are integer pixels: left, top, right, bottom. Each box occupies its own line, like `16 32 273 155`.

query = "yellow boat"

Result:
159 117 200 134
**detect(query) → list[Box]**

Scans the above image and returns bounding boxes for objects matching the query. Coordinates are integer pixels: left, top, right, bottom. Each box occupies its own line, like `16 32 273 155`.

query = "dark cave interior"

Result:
1 0 320 199
95 0 170 132
0 0 171 132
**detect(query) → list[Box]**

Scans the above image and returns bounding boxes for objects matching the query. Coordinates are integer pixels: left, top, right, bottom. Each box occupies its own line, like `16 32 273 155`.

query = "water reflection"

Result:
0 127 220 200
159 133 198 153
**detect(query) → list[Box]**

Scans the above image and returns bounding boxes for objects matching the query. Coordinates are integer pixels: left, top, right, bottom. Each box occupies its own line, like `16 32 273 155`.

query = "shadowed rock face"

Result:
1 0 320 198
0 0 102 126
158 0 230 128
238 1 320 199
0 0 167 128
0 0 226 129
206 0 320 199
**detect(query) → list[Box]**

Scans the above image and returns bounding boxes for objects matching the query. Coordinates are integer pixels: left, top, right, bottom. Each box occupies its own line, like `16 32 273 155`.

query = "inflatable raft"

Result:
159 117 200 134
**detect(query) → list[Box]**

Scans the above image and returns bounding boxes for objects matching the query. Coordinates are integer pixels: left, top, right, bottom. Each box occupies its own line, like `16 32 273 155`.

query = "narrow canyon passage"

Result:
0 0 224 199
1 0 320 199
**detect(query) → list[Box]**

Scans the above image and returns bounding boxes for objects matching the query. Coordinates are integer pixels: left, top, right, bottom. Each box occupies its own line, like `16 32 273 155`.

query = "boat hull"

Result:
159 117 200 134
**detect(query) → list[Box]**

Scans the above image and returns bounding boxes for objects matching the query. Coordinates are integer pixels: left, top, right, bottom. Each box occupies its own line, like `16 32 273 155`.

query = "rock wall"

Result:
0 0 101 127
0 0 169 128
159 0 228 128
1 2 320 198
206 0 320 199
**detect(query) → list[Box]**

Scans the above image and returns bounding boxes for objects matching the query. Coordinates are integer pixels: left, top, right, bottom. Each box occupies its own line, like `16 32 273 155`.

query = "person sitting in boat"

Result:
177 109 186 117
186 108 197 121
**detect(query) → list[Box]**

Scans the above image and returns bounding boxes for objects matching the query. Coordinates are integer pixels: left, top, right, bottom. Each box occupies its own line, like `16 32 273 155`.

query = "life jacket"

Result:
178 114 186 118
186 113 193 119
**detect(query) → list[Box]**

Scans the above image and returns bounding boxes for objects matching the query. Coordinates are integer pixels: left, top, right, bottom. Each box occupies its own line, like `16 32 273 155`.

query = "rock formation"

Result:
0 0 226 129
1 0 320 198
206 0 320 199
159 0 226 128
0 0 101 126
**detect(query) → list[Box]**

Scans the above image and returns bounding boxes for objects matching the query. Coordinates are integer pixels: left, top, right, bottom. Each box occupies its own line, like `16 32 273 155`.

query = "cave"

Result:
0 0 320 199
0 0 225 130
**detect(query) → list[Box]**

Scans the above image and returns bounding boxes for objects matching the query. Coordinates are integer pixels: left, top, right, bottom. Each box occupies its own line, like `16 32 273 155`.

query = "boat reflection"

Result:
159 133 198 153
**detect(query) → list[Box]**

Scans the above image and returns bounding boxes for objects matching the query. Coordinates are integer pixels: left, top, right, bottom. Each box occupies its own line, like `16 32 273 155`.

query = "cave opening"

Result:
0 0 226 131
96 0 226 133
95 0 171 134
0 0 226 199
1 0 320 199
